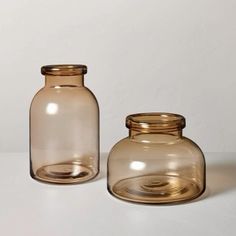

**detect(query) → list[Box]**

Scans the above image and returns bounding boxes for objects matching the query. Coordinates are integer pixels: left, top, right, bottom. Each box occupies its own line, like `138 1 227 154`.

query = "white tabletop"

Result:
0 152 235 236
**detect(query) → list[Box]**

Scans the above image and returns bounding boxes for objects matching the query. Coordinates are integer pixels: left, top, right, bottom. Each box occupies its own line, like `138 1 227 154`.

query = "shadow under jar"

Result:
30 65 99 184
107 113 205 204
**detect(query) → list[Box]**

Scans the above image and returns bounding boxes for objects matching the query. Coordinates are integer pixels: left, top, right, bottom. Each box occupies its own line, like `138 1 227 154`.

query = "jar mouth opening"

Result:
41 64 87 76
126 112 186 131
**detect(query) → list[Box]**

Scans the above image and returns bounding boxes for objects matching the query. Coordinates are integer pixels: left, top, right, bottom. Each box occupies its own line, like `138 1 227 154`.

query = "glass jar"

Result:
107 113 205 204
30 65 99 184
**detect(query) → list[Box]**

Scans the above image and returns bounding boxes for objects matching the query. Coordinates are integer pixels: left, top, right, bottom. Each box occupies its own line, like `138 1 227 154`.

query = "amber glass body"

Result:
30 65 99 184
107 113 205 204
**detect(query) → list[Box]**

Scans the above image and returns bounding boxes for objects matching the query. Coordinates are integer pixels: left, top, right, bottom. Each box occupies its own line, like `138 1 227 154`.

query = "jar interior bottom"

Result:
34 162 96 184
111 175 202 204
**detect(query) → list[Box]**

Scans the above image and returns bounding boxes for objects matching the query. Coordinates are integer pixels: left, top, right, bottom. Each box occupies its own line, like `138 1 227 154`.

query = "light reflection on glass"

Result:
130 161 146 171
46 103 58 115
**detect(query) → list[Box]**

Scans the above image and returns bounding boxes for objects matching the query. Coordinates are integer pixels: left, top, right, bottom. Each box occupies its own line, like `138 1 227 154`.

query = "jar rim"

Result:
126 112 186 131
41 64 87 76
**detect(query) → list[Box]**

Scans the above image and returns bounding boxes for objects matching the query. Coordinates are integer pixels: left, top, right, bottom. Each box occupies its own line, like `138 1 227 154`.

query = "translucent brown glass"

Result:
107 113 205 204
30 65 99 184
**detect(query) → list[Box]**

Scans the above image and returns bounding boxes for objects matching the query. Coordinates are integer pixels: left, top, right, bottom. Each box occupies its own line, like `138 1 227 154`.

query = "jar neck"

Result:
129 129 183 142
45 75 84 87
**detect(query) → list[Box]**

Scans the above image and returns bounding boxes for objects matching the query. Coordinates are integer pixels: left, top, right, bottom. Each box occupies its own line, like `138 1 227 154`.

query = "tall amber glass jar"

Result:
107 113 205 204
30 65 99 184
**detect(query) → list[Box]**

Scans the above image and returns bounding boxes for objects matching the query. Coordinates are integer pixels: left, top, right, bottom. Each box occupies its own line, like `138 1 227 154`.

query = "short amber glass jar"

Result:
30 65 99 184
107 113 205 204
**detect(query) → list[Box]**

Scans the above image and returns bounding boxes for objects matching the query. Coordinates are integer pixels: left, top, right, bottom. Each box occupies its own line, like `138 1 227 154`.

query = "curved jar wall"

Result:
30 65 99 184
107 113 205 204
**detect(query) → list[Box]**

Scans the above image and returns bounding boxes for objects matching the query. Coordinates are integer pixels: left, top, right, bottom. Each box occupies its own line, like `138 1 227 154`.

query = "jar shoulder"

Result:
109 137 130 150
30 86 98 109
108 136 204 159
32 86 96 98
108 137 130 158
180 136 204 156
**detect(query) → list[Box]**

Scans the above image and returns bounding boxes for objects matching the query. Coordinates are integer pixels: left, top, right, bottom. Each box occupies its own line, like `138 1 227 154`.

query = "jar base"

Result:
110 175 203 204
33 162 97 184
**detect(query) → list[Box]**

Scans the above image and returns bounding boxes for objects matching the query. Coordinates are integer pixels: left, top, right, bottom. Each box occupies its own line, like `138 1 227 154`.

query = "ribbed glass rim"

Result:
126 112 186 131
41 64 87 76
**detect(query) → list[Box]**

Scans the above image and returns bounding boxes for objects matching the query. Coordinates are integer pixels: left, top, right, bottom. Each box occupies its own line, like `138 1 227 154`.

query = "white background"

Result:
0 0 235 152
